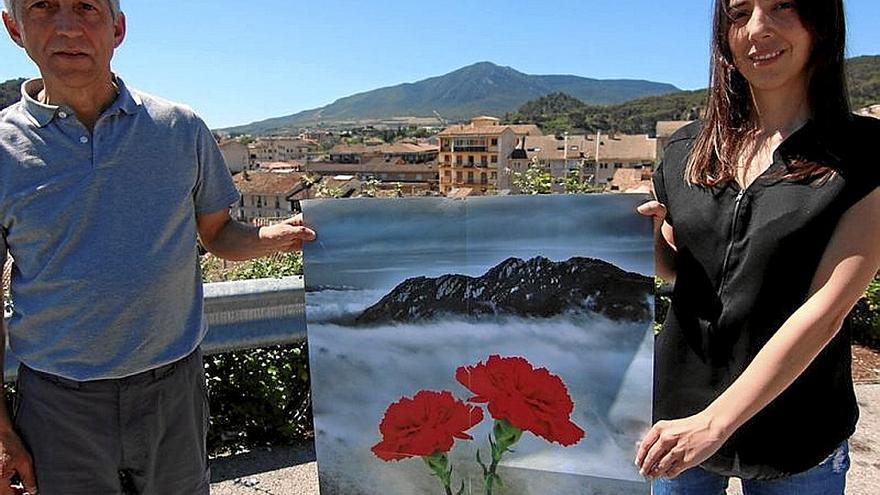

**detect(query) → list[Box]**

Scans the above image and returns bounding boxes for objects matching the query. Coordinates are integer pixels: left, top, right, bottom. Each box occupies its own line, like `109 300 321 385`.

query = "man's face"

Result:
2 0 125 89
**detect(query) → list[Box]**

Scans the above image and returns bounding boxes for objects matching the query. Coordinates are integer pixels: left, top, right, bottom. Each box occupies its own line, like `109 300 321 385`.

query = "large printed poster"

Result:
303 194 653 495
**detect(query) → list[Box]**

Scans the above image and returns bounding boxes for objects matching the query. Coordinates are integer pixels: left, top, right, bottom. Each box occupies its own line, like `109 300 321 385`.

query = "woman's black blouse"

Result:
653 116 880 479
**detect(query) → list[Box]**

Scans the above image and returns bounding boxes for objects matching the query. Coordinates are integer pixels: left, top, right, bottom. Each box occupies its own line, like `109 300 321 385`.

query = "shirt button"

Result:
80 136 89 144
58 111 68 118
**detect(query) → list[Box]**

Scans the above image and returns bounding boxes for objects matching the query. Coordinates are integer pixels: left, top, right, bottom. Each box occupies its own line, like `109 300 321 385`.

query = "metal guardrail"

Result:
4 276 307 382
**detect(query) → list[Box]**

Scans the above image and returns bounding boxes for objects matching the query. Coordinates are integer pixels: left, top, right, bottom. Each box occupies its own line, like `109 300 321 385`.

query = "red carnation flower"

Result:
371 390 484 461
456 355 585 446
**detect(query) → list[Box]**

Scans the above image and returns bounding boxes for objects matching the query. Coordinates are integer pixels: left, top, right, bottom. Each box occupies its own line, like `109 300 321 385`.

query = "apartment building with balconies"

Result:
436 116 542 195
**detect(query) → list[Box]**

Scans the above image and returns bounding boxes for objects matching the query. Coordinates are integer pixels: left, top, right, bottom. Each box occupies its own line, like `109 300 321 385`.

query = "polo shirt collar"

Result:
19 74 143 128
20 79 57 128
108 76 143 116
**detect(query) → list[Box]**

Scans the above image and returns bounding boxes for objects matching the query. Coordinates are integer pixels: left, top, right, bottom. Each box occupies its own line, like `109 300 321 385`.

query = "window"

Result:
491 138 498 146
481 172 488 184
444 170 451 178
481 156 488 166
456 171 463 182
456 156 463 165
491 155 498 164
444 154 451 163
468 171 474 183
468 155 475 165
275 197 281 209
615 163 623 168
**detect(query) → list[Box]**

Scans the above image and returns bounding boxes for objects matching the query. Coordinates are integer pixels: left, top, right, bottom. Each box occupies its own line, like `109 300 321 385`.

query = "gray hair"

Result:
3 0 121 20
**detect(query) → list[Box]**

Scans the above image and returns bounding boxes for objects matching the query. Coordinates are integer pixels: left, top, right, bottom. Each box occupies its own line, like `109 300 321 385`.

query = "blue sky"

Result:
2 0 878 128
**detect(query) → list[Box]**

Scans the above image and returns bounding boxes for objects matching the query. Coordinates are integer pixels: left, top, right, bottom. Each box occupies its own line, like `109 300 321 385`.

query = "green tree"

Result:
513 166 554 195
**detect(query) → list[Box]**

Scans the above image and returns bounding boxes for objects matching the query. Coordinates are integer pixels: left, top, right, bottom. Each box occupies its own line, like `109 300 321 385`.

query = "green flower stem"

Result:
423 452 454 495
481 419 523 495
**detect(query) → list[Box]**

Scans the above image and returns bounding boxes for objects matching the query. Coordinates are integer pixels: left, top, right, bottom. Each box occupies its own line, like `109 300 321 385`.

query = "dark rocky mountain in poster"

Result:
356 256 652 325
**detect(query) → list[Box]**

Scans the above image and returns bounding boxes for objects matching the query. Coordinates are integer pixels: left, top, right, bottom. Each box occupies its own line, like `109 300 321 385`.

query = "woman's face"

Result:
726 0 813 95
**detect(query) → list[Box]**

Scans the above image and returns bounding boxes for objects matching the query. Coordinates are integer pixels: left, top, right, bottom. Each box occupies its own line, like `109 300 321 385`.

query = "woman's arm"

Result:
636 187 880 479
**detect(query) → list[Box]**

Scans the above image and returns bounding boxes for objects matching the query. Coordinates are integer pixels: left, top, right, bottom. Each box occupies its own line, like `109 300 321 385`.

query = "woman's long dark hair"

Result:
687 0 850 186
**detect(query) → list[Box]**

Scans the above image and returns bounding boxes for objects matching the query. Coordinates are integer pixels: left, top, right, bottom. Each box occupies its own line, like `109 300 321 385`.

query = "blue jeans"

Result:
652 442 849 495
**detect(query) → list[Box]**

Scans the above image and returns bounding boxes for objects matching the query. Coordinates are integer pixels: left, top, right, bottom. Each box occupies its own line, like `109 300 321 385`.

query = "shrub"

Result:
205 343 312 452
851 275 880 347
200 252 313 454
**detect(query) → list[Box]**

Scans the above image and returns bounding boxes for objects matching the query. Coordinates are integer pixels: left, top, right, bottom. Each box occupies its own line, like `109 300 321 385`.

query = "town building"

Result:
655 121 694 161
328 141 438 164
303 159 437 186
608 167 654 193
231 170 310 222
258 161 304 173
590 133 658 184
525 132 657 186
248 137 320 167
219 140 249 173
436 116 543 196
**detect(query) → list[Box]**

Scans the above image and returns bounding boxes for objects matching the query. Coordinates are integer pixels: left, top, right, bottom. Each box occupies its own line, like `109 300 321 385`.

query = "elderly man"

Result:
0 1 315 493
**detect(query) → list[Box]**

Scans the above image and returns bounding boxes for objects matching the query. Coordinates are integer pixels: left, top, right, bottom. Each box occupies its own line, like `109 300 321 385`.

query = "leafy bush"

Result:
512 166 554 195
200 252 303 283
654 277 672 334
200 252 312 454
851 275 880 347
205 343 311 453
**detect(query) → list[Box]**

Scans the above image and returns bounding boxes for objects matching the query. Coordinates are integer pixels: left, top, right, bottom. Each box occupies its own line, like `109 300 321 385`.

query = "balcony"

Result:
452 145 488 152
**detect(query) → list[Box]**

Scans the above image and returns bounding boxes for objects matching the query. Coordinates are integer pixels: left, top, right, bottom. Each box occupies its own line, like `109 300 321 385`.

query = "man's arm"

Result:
0 257 37 495
197 209 316 261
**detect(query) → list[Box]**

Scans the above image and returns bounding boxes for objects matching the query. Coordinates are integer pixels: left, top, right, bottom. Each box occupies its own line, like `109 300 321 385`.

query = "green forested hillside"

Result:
1 78 25 110
848 55 880 110
506 90 706 135
509 55 880 135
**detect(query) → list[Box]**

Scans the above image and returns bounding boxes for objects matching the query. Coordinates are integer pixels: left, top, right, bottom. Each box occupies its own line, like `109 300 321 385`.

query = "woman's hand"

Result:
634 410 733 480
637 200 677 281
636 200 668 225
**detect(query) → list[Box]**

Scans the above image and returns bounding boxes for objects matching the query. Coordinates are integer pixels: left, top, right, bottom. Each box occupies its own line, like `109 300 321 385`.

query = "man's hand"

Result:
198 210 317 261
258 214 316 253
0 429 36 495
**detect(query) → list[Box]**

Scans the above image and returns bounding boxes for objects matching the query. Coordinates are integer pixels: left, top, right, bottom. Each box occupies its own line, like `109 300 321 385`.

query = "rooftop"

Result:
656 120 694 138
232 171 306 195
526 133 657 162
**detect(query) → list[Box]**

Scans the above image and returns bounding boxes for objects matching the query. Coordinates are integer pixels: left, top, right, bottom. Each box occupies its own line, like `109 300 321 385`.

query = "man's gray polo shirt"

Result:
0 78 240 380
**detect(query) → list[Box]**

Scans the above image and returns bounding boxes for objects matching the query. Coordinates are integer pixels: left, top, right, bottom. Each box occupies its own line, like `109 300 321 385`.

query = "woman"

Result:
636 0 880 493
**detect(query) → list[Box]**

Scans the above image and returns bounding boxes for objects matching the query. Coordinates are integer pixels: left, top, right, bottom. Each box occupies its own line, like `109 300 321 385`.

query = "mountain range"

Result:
355 256 653 326
221 62 679 134
4 56 877 134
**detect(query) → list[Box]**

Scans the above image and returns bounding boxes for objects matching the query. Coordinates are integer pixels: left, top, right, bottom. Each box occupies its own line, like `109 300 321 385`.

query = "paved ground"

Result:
209 384 880 495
